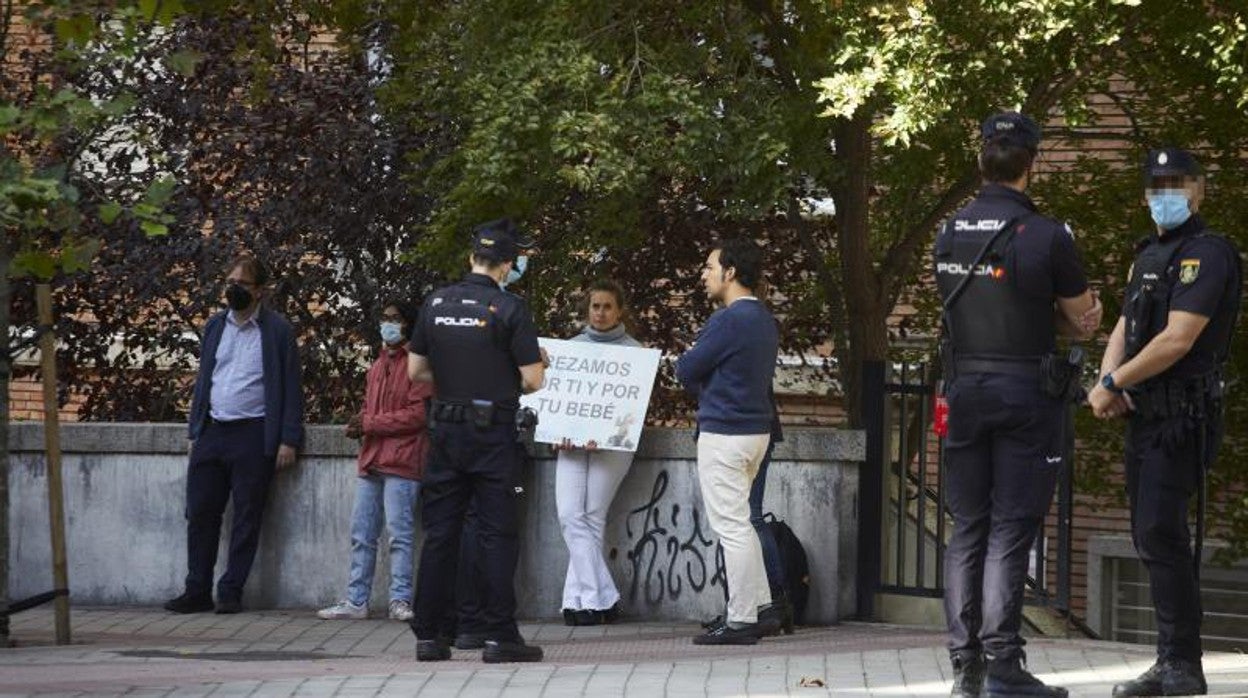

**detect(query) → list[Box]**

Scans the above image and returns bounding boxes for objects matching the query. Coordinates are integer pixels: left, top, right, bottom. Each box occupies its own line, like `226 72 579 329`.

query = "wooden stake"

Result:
36 283 70 645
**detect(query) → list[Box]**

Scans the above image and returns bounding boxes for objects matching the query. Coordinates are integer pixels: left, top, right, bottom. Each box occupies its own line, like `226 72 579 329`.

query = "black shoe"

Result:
416 638 451 661
984 654 1067 698
1112 659 1207 698
482 639 544 663
454 633 486 650
562 609 599 626
596 602 622 624
951 654 985 698
214 598 243 614
692 622 761 645
163 592 213 614
757 607 783 637
701 614 726 631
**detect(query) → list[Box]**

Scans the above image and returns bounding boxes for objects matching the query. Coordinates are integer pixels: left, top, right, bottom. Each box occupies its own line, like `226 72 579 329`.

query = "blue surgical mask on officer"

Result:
379 321 404 345
502 254 528 288
1146 190 1192 230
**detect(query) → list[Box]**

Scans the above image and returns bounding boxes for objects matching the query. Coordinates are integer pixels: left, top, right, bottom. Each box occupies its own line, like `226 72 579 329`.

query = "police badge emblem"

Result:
1179 258 1200 284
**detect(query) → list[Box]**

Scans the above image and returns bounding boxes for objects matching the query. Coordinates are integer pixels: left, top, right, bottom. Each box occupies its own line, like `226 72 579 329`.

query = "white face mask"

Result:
379 321 404 345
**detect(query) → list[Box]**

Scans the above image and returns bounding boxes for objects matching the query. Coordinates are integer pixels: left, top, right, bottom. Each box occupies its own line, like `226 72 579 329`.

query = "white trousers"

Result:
697 432 772 624
555 448 634 611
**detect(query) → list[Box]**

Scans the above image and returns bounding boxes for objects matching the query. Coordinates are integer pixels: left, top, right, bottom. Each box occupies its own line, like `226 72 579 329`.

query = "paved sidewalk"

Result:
3 607 1247 696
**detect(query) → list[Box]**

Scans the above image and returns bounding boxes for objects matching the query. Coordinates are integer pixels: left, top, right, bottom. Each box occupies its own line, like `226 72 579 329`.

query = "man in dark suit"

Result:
165 253 304 614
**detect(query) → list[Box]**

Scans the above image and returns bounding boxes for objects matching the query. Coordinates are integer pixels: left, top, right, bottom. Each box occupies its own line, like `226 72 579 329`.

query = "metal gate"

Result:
857 358 1074 619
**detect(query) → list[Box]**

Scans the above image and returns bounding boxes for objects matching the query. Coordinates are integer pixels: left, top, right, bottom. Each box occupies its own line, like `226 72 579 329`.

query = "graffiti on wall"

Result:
624 470 727 604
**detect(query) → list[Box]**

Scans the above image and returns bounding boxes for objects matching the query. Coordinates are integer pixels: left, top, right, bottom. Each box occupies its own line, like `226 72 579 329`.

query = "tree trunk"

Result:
833 113 891 428
0 243 10 644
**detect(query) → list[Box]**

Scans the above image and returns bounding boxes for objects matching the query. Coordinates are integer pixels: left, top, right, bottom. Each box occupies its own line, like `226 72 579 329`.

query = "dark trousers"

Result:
184 419 275 601
748 441 786 596
453 511 486 635
1125 416 1203 662
942 373 1064 661
411 421 522 642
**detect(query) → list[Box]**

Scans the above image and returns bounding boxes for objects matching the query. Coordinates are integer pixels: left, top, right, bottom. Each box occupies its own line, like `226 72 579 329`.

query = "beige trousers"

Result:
696 431 772 624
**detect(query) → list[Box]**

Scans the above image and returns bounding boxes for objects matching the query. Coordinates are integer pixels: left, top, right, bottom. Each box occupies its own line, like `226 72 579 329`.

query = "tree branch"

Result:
0 0 14 62
879 163 979 298
786 197 847 355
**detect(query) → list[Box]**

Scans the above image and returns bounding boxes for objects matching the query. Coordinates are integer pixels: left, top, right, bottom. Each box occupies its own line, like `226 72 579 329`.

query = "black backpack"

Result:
763 513 811 625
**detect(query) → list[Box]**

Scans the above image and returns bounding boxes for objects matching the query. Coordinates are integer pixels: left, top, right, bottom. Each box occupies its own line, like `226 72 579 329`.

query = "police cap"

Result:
471 218 533 263
1144 148 1201 179
980 111 1042 152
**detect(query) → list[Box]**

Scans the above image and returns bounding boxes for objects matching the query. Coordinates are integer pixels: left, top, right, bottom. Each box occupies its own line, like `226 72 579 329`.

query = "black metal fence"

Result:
857 358 1074 618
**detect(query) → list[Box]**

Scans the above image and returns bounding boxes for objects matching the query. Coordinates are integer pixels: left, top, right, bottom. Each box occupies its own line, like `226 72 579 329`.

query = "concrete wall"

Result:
9 423 863 624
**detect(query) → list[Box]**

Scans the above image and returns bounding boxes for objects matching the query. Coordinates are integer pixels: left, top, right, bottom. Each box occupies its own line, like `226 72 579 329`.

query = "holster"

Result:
514 407 539 445
470 400 495 430
1040 346 1086 402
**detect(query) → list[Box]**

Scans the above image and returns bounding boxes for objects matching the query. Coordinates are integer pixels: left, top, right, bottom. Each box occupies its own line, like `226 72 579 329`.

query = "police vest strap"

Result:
941 215 1025 315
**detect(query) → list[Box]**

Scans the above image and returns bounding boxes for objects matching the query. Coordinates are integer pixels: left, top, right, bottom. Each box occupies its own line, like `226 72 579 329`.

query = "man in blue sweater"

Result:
676 238 779 645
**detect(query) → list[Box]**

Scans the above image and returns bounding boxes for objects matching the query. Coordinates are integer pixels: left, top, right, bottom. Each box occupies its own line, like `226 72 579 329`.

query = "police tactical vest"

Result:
429 285 507 350
1123 231 1242 367
425 281 524 406
935 216 1055 359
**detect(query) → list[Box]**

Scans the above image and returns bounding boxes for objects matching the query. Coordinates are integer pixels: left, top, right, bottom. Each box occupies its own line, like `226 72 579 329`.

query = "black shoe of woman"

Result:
596 602 622 624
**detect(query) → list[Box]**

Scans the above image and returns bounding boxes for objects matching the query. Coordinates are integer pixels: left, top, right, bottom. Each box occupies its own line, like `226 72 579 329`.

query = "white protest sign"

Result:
521 338 661 452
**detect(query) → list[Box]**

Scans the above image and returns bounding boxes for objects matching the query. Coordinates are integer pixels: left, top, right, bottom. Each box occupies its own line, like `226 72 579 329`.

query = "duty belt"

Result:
431 400 516 425
1128 371 1224 420
954 356 1041 378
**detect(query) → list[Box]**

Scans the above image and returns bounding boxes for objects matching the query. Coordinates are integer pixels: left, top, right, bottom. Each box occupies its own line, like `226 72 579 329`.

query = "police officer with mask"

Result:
407 218 546 664
1088 149 1242 698
935 112 1101 698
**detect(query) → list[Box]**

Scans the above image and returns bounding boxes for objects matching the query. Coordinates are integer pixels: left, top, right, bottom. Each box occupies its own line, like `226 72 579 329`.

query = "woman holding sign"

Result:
555 279 643 626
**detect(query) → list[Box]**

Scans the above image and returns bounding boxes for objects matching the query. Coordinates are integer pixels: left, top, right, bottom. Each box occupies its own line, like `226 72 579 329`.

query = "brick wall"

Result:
8 374 83 422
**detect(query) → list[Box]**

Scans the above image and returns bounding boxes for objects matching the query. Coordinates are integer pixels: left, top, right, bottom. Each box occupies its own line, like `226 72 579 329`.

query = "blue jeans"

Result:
346 474 420 606
748 441 786 596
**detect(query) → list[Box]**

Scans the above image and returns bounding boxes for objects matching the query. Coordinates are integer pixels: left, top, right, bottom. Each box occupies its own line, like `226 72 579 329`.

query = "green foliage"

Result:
376 0 1248 556
2 0 189 279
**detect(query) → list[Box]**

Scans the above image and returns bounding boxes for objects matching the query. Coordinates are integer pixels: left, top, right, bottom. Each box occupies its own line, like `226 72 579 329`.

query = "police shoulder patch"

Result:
1063 223 1074 238
1179 258 1200 284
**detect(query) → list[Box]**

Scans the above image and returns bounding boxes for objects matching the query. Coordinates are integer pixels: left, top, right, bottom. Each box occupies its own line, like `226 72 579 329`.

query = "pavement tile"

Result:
7 608 1248 697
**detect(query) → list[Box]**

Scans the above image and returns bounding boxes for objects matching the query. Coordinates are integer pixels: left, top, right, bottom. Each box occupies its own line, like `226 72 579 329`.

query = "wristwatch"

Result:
1101 373 1123 394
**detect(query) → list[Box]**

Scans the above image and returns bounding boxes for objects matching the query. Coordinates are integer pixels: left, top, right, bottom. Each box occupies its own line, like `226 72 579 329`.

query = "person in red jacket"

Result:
319 299 433 622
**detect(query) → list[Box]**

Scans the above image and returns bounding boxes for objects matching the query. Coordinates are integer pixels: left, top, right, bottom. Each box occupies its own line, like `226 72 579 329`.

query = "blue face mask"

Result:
1147 190 1192 230
379 321 404 345
502 255 528 288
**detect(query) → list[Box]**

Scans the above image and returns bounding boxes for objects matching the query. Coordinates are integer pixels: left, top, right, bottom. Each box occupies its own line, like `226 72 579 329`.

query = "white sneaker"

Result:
388 599 414 622
317 600 368 620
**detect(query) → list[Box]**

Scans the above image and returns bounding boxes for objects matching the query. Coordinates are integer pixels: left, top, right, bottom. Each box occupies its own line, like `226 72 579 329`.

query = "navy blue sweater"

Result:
675 298 778 435
188 307 305 456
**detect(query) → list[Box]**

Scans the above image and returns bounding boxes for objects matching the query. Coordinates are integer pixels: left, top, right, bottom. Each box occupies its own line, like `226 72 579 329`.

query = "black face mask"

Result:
225 283 254 311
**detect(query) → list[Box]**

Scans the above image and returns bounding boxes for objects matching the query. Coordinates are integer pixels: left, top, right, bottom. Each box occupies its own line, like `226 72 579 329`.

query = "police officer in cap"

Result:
935 111 1101 698
407 218 547 663
1089 149 1242 697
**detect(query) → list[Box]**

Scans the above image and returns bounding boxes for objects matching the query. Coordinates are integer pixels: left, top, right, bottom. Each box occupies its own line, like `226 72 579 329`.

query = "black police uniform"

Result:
935 182 1089 666
408 271 542 645
1118 212 1241 666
